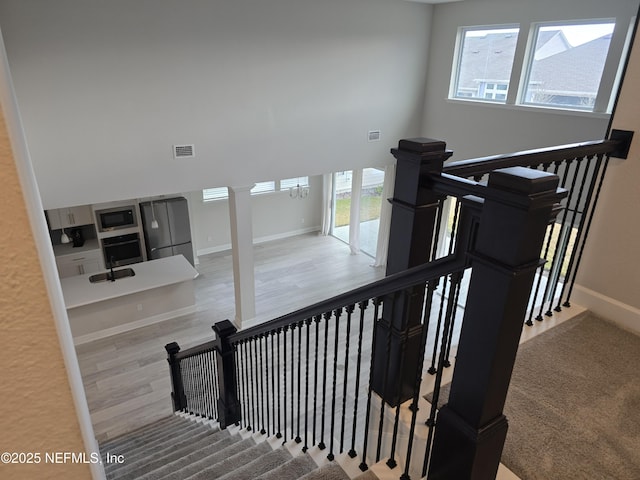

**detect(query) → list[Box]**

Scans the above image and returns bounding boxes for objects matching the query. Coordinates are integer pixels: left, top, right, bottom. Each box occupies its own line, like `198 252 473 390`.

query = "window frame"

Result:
518 19 617 112
202 176 310 202
449 18 631 115
449 24 521 104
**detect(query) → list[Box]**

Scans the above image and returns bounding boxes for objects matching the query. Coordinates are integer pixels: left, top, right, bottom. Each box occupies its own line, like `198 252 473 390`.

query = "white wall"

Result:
0 0 432 209
422 0 638 161
573 21 640 334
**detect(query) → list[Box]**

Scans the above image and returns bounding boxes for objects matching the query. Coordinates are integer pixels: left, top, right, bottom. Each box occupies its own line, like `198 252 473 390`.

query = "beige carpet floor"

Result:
427 314 640 480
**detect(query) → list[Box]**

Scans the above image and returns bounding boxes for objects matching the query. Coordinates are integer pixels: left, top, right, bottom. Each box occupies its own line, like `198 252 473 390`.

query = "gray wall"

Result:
422 0 638 161
0 0 432 209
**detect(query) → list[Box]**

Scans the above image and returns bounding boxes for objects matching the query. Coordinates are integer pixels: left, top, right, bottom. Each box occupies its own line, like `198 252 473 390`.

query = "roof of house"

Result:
456 29 611 97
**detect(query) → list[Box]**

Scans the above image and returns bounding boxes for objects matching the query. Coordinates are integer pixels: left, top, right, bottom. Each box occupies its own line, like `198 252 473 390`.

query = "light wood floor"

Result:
76 233 386 442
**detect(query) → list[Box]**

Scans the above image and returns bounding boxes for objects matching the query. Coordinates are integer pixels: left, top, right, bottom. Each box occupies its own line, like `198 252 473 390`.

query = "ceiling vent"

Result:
173 144 195 159
368 130 381 142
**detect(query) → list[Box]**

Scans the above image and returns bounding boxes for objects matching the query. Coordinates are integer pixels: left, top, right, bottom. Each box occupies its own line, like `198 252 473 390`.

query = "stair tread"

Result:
110 429 231 480
254 453 318 480
216 447 294 480
184 440 273 480
299 461 352 480
106 427 223 477
155 436 257 480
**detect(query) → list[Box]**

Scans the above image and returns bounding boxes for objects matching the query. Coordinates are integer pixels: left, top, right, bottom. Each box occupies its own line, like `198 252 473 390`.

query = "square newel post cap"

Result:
488 166 566 208
212 319 238 339
392 137 453 167
488 166 559 194
165 342 181 355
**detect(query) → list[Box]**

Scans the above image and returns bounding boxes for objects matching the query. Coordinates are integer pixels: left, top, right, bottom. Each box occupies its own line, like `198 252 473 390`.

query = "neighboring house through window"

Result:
450 19 627 113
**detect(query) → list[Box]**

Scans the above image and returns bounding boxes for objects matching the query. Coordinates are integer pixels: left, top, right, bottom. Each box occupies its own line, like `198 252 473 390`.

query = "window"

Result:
280 177 309 190
251 181 275 195
522 21 615 111
450 19 628 114
451 26 520 103
202 177 309 201
203 187 228 201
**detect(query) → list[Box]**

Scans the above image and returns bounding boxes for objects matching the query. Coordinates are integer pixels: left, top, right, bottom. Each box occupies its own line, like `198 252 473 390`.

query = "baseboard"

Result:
196 226 321 257
572 284 640 335
72 305 197 345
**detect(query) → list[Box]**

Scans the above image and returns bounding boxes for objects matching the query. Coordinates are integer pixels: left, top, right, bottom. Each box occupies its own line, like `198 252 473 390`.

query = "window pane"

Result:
280 177 309 190
453 26 519 102
203 187 228 201
332 171 352 244
523 23 615 110
359 168 384 257
251 181 275 194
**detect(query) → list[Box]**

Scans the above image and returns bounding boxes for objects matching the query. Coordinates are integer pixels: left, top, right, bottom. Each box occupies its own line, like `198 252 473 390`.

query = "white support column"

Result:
228 185 256 328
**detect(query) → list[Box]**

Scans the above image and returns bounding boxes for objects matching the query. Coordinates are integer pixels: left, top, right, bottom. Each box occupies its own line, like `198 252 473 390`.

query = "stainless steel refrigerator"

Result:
139 197 194 266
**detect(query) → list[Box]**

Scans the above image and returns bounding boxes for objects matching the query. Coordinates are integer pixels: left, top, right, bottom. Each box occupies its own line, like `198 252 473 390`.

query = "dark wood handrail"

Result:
175 340 216 361
443 139 621 178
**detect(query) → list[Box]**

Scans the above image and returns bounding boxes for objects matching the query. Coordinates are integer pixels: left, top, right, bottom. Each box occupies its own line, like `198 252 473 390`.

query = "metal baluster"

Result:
213 349 220 421
312 315 321 445
340 304 354 454
206 350 214 419
431 198 445 261
242 341 251 430
563 153 609 307
560 153 604 307
295 321 302 443
448 199 462 255
359 297 382 472
545 157 583 317
250 339 257 432
442 271 465 368
303 318 311 452
328 308 342 461
401 280 438 480
236 343 245 427
428 277 447 374
291 323 296 443
376 297 397 464
263 333 270 436
276 328 282 438
349 299 369 458
270 331 277 436
423 273 461 478
526 162 558 325
184 357 191 414
283 325 288 442
258 334 266 435
318 312 331 450
535 157 576 320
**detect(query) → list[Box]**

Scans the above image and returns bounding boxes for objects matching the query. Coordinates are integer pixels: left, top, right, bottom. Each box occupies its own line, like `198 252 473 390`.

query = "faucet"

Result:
109 256 116 282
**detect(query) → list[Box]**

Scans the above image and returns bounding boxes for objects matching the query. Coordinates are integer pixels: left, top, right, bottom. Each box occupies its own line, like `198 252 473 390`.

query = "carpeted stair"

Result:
100 414 376 480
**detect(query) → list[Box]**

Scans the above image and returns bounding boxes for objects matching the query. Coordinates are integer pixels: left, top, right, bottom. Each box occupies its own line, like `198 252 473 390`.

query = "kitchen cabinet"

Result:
47 205 94 230
56 249 103 278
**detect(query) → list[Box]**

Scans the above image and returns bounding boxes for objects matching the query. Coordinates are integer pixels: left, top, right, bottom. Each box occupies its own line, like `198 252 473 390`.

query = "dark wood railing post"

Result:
165 342 186 412
428 167 566 479
371 138 453 405
213 320 241 429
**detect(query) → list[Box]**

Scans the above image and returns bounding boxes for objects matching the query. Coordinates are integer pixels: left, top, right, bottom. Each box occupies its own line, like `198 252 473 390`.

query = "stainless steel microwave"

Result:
95 206 138 232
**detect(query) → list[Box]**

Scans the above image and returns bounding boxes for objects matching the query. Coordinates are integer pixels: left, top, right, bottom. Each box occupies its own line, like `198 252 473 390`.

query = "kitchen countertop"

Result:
60 255 199 309
53 239 101 257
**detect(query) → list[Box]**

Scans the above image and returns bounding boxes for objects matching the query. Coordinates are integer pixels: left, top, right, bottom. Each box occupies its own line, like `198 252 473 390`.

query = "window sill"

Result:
446 98 611 120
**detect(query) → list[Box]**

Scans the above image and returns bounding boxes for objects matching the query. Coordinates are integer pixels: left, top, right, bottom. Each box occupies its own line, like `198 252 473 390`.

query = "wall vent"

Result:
368 130 381 142
173 144 195 159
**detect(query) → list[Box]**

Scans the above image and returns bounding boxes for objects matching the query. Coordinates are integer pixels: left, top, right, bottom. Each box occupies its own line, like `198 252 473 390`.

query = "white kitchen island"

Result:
61 255 199 344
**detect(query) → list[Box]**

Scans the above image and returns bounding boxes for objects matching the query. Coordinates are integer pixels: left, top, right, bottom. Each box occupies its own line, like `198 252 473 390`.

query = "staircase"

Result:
100 414 378 480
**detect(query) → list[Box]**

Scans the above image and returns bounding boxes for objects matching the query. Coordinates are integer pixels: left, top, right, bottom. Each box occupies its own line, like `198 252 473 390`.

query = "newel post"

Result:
212 320 241 429
428 167 566 479
371 138 452 406
165 342 186 412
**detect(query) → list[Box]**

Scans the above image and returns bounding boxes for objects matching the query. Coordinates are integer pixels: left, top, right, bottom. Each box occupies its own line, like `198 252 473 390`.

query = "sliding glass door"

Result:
359 168 385 257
